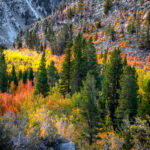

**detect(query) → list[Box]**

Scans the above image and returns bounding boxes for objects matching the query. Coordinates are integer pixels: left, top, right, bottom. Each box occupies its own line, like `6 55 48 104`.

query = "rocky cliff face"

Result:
20 0 150 58
0 0 62 45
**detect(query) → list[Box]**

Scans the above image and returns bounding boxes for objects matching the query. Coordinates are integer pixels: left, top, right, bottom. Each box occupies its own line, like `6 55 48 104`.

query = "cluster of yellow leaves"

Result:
137 69 150 96
4 49 40 73
4 48 64 73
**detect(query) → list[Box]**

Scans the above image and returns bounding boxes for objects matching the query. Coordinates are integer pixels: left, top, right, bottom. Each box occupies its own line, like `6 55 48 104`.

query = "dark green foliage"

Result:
47 61 59 87
94 32 98 41
104 0 112 15
106 24 115 41
25 29 30 47
18 41 22 48
0 52 8 93
46 23 72 55
0 45 7 50
46 25 55 44
103 49 108 64
67 8 74 19
40 44 43 52
25 29 40 50
34 53 49 97
23 70 28 84
140 0 144 5
71 33 84 93
28 68 34 82
86 38 98 71
96 17 101 29
11 65 18 87
122 129 133 150
16 30 23 48
102 48 123 126
60 37 72 96
37 17 41 21
115 66 138 127
146 10 150 25
73 72 101 145
138 27 150 50
71 34 101 94
123 56 127 67
138 11 150 50
0 124 12 150
18 70 23 81
135 13 140 36
127 21 136 34
86 38 101 89
43 19 49 35
78 0 84 15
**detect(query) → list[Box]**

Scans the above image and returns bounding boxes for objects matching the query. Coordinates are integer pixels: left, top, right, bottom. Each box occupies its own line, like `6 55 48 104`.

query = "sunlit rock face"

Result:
0 0 62 45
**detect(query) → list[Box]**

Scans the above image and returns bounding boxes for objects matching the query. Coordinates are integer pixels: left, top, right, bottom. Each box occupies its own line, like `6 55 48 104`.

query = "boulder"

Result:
59 142 75 150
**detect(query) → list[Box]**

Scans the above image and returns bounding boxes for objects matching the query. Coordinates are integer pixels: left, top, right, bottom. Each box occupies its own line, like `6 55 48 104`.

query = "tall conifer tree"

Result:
34 52 49 97
47 61 59 87
60 37 72 96
86 38 101 89
71 33 84 93
18 70 23 81
102 48 123 127
0 52 8 92
28 68 34 82
115 66 138 127
73 72 100 145
11 65 18 87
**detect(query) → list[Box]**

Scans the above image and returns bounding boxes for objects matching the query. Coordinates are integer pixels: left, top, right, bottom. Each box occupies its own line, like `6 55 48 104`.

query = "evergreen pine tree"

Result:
138 10 150 49
115 66 138 126
28 68 34 82
11 65 18 87
96 17 101 29
71 33 84 93
34 52 49 97
103 49 108 64
47 61 59 87
60 37 72 96
123 56 127 67
78 0 83 15
140 0 144 5
146 10 150 25
135 12 140 37
18 70 23 81
106 24 116 41
25 29 30 47
73 72 101 145
104 0 112 15
102 48 123 127
0 52 8 93
23 70 28 84
86 38 101 89
127 21 136 34
40 44 43 52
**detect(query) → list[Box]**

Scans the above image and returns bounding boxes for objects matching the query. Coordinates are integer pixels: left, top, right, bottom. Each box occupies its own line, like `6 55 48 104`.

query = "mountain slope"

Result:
19 0 150 60
0 0 62 45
